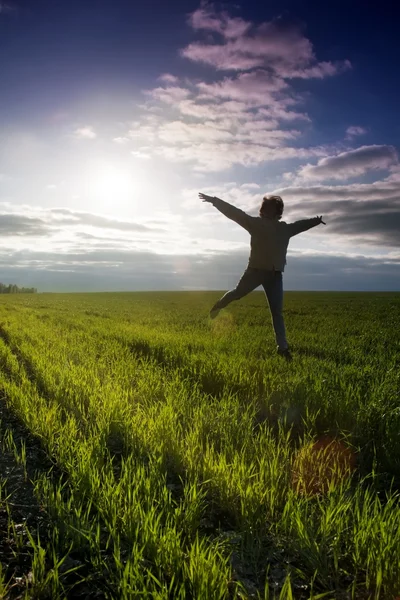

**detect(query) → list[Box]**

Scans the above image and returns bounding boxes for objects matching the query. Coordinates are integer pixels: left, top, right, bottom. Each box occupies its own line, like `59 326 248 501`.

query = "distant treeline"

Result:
0 283 37 294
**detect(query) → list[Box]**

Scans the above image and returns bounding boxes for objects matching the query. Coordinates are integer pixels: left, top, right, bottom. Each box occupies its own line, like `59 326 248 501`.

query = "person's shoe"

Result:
209 307 220 319
277 347 293 361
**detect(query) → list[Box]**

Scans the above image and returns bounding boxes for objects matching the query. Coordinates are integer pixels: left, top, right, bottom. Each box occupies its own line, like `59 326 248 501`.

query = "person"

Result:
199 192 326 361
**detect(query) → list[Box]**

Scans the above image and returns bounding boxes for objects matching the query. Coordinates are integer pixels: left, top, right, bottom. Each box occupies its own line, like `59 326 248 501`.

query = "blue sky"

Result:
0 0 399 291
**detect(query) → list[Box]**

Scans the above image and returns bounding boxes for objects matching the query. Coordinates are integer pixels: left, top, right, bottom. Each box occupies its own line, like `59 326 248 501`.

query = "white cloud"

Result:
131 150 151 160
155 140 327 172
345 125 367 140
148 86 191 105
124 5 351 173
196 70 289 104
188 4 251 39
158 120 233 144
240 183 261 190
73 126 97 139
159 73 179 84
182 5 350 78
113 136 130 144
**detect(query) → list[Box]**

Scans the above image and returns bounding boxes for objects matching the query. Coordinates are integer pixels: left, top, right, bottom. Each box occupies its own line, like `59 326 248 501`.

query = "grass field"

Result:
0 291 399 599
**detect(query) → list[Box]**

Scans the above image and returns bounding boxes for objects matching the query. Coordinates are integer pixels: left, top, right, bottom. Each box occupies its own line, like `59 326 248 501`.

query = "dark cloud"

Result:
285 252 400 291
0 247 398 292
0 214 50 236
327 213 400 247
285 198 400 247
276 180 400 201
275 180 400 247
297 145 398 181
49 208 163 232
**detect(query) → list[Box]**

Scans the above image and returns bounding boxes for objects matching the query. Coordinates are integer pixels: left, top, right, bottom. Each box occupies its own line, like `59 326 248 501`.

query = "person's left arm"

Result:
287 216 326 237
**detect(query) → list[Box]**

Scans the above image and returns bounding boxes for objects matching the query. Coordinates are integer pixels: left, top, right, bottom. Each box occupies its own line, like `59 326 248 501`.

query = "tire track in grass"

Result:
0 323 56 408
0 333 147 599
0 321 102 432
0 399 107 599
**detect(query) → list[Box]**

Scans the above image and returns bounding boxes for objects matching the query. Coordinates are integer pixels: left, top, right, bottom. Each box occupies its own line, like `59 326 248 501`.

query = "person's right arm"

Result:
199 193 253 232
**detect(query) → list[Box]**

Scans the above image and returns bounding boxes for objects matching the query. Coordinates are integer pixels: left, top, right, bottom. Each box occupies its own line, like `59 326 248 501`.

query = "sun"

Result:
82 162 149 214
93 165 133 198
79 157 153 216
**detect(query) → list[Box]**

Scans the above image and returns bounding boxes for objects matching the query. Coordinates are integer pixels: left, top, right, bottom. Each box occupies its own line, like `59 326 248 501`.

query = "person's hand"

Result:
199 192 215 203
317 215 326 225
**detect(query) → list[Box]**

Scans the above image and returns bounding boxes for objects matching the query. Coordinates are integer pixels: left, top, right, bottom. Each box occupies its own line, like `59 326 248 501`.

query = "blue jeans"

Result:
212 268 288 350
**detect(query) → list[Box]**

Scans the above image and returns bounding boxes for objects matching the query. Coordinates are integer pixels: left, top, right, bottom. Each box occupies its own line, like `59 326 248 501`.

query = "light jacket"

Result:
212 197 321 272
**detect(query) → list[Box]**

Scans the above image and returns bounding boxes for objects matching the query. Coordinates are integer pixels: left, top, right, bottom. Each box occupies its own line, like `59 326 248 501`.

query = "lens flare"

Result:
291 436 356 497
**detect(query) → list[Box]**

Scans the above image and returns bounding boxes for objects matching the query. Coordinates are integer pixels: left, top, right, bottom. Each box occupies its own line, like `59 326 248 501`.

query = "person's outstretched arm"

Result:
199 193 253 232
287 215 326 237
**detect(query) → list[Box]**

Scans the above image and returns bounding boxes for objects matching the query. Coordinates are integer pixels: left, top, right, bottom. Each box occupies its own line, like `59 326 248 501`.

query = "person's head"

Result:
260 195 284 220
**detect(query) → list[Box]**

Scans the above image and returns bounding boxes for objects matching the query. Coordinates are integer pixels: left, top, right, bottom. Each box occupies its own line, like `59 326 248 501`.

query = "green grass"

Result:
0 290 399 598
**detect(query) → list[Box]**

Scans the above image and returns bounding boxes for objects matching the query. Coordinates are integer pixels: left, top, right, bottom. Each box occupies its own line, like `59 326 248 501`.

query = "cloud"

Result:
0 2 16 15
0 205 166 241
159 73 180 84
272 175 400 247
113 137 130 144
284 251 400 291
129 5 350 172
0 203 202 265
73 126 97 139
296 145 399 181
186 174 400 249
0 245 398 292
131 150 151 160
275 179 400 204
48 208 161 232
148 86 191 105
130 83 329 170
155 141 326 172
188 4 251 39
0 214 50 236
182 5 350 78
196 69 289 104
158 120 234 144
345 126 367 140
240 183 261 190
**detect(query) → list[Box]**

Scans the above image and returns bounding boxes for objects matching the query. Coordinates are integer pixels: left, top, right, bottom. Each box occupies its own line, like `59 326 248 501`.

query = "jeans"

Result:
212 267 288 350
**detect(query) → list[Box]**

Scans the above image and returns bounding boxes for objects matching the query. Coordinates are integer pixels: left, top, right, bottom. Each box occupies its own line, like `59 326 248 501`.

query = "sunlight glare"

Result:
93 165 133 198
84 162 150 215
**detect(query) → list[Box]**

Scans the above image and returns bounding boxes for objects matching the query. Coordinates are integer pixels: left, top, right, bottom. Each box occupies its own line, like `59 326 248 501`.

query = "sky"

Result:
0 0 399 292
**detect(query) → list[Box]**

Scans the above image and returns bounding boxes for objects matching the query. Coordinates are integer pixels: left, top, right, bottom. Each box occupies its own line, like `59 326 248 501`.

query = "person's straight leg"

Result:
262 271 288 350
210 267 262 316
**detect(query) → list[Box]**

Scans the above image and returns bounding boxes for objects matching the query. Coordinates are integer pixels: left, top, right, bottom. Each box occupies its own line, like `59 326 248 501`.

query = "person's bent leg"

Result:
210 268 262 317
263 271 289 353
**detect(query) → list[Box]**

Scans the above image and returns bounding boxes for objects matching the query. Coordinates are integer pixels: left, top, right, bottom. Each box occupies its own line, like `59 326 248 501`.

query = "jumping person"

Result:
199 192 326 360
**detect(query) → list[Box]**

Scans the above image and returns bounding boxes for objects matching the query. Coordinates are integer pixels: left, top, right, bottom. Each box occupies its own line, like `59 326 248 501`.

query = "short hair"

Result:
260 195 284 219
